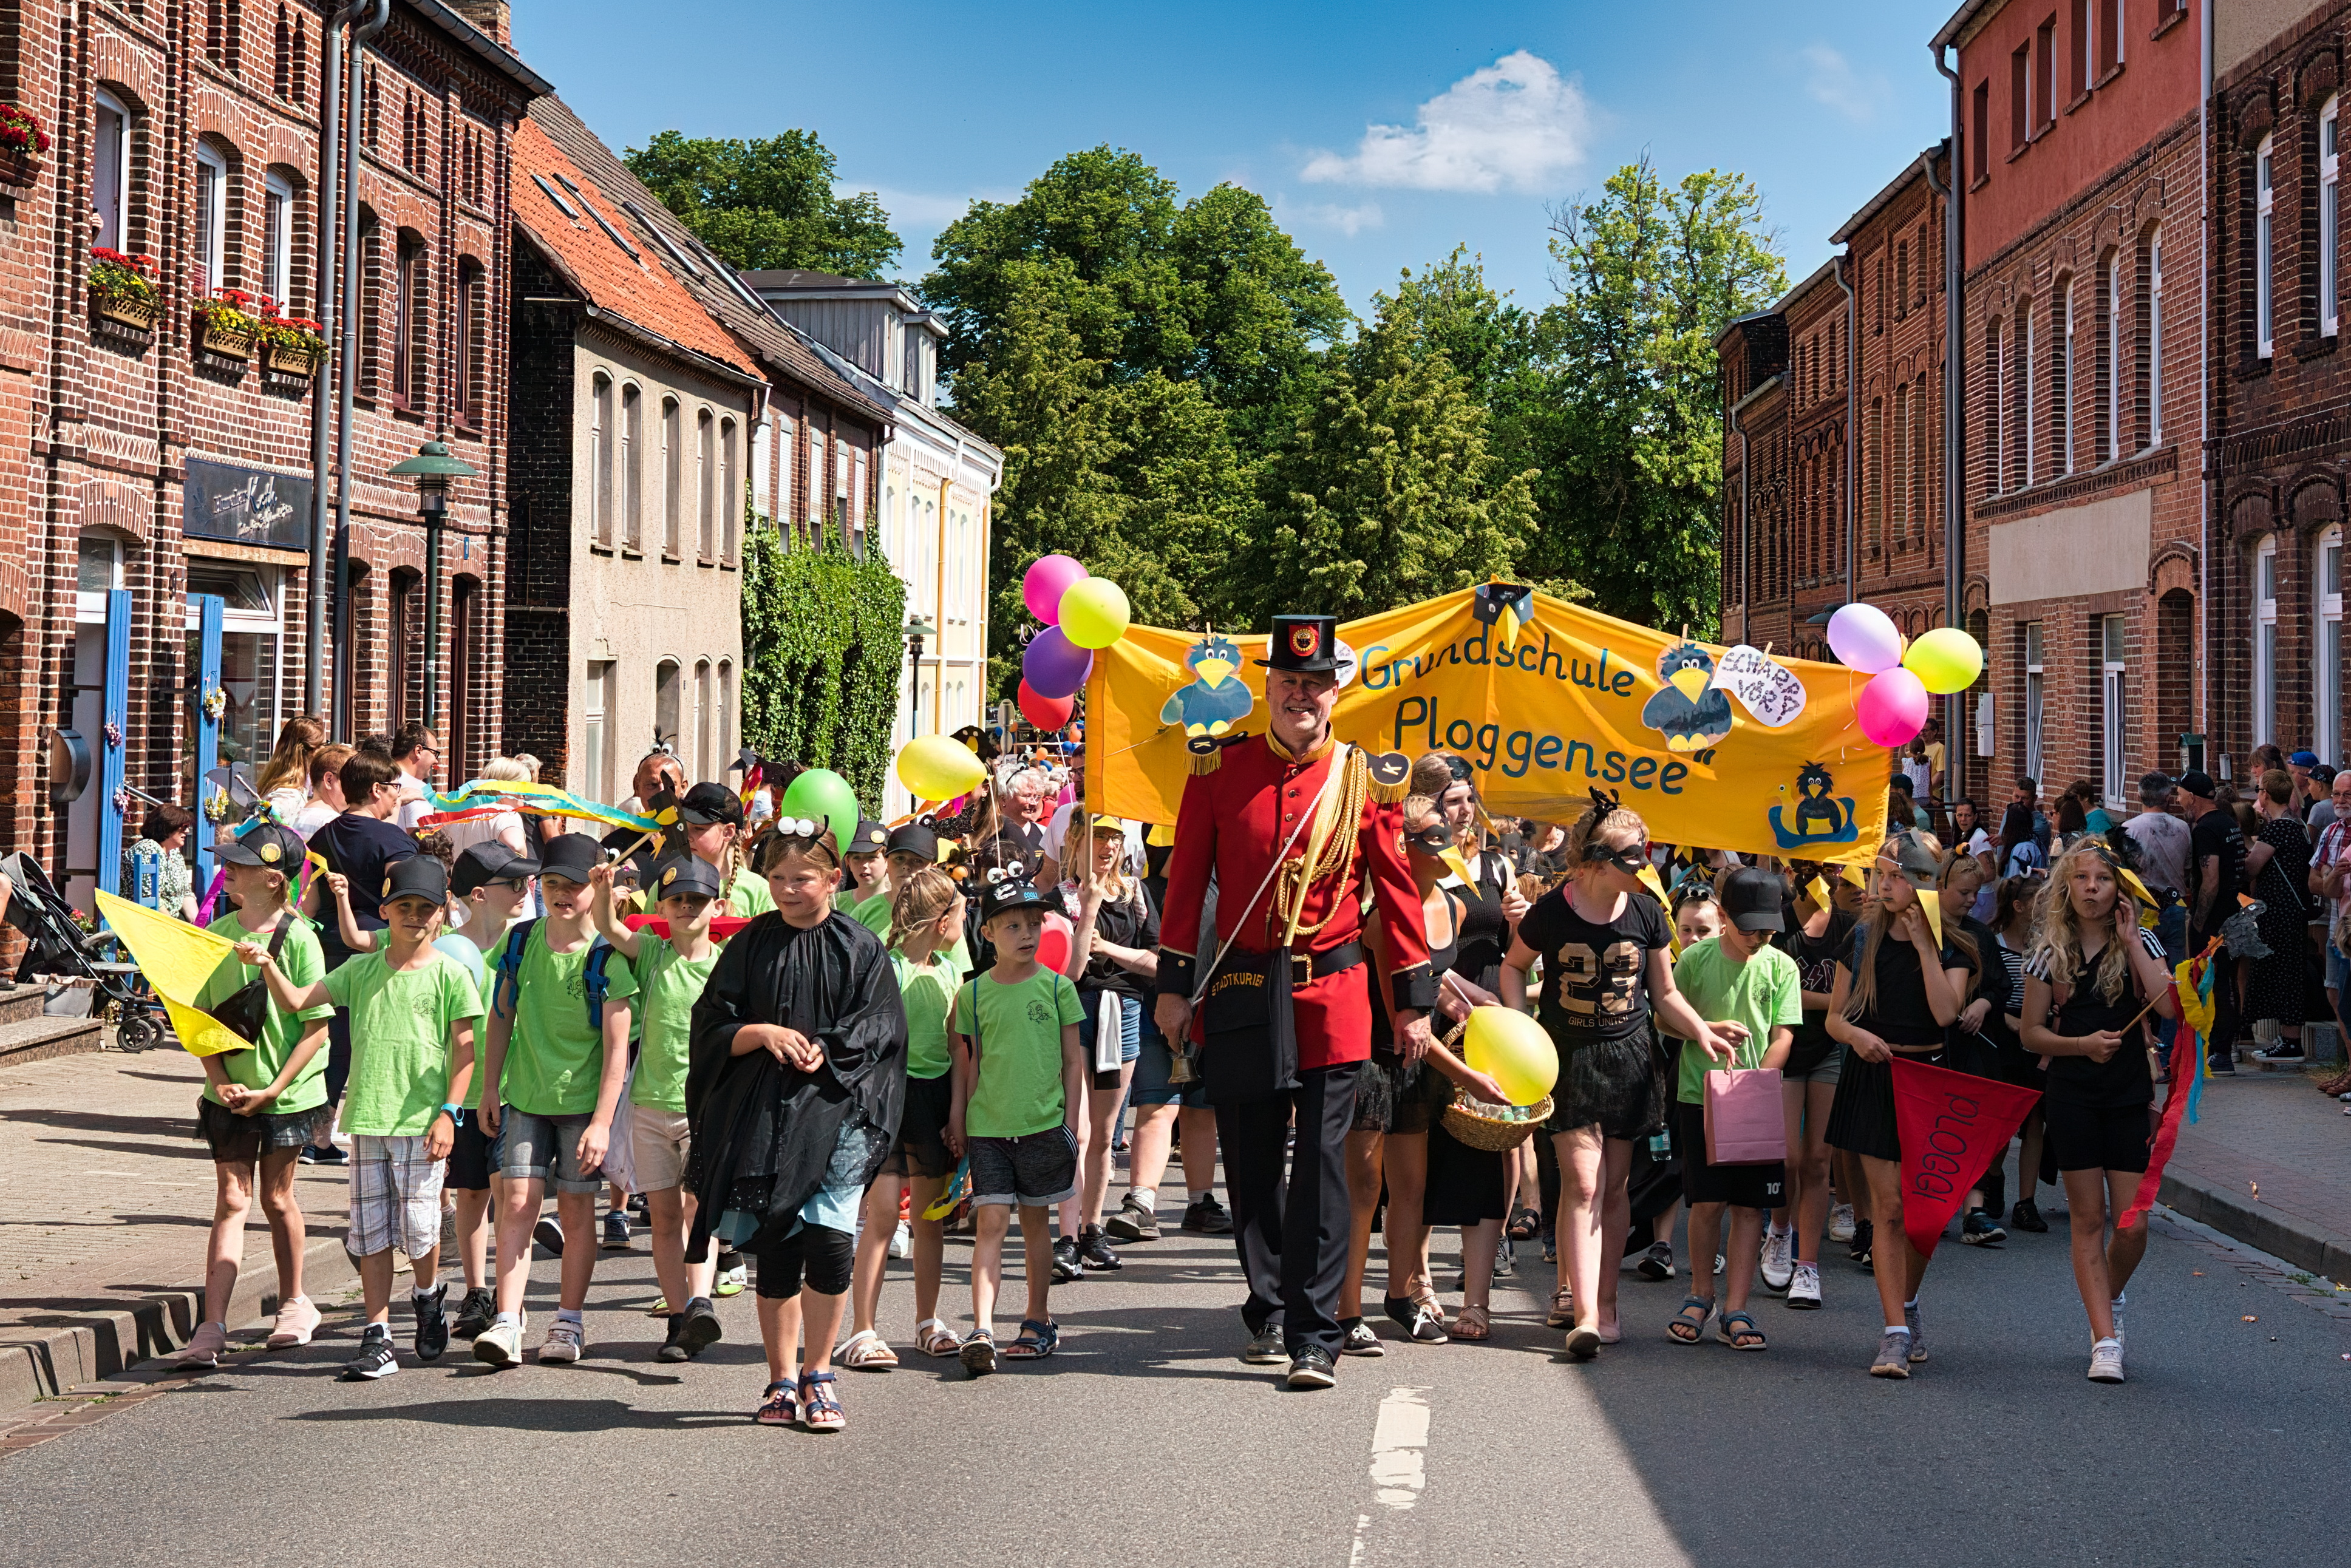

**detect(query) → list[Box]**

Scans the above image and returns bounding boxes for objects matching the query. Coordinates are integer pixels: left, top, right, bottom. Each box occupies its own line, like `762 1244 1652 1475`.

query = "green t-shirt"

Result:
860 891 974 978
953 968 1084 1138
724 869 774 918
1670 937 1803 1104
497 925 639 1117
631 938 720 1113
893 949 959 1081
196 911 335 1113
324 948 487 1136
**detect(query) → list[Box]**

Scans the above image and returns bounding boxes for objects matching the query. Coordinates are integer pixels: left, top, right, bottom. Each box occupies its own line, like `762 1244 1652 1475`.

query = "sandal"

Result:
1003 1318 1059 1359
836 1328 899 1371
1717 1309 1767 1351
1667 1296 1713 1345
960 1328 997 1377
798 1369 845 1431
754 1379 797 1426
1451 1305 1491 1342
916 1317 961 1358
1546 1285 1575 1329
1506 1206 1542 1241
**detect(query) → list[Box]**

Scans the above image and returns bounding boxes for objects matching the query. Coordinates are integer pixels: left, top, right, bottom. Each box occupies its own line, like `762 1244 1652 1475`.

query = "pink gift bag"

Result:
1703 1067 1788 1166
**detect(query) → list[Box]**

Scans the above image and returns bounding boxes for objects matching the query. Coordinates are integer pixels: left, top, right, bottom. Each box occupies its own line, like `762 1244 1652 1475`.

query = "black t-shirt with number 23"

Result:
1516 884 1672 1046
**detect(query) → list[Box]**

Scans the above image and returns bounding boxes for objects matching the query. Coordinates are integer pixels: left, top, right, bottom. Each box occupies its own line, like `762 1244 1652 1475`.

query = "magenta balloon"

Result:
1826 602 1906 674
1022 554 1089 624
1022 627 1094 700
1856 668 1931 748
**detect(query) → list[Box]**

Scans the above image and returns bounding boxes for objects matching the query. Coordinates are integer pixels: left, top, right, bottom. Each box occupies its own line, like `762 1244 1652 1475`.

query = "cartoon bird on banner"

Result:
1472 581 1537 654
1160 631 1255 745
1641 639 1736 752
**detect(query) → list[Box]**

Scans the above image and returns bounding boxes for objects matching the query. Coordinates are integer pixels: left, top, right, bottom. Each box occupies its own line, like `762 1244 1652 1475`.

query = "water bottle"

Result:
1647 1127 1672 1159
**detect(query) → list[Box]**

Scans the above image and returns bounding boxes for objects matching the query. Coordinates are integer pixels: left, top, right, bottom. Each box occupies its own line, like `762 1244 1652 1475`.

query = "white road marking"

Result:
1349 1385 1434 1564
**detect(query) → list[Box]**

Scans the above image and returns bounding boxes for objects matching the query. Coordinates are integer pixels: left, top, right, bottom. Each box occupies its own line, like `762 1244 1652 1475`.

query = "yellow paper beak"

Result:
1805 875 1830 911
1440 847 1477 889
1671 665 1712 703
1915 889 1944 949
1497 606 1522 653
1841 863 1868 890
1195 657 1235 686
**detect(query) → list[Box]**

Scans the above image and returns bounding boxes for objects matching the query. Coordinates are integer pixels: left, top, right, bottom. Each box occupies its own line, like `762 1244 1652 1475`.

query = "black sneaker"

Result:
2208 1057 2238 1076
1052 1235 1083 1283
1635 1241 1675 1281
678 1295 723 1356
1848 1217 1874 1268
658 1314 692 1363
2250 1044 2306 1063
1960 1209 2007 1246
533 1215 565 1257
412 1283 449 1362
1104 1193 1159 1243
1182 1193 1233 1234
1285 1345 1337 1389
2010 1198 2049 1234
1077 1225 1121 1271
340 1324 398 1380
301 1142 349 1167
452 1285 495 1339
1339 1317 1384 1357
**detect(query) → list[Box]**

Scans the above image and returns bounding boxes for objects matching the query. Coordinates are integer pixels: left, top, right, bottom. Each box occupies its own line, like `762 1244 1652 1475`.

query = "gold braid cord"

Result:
1273 748 1369 944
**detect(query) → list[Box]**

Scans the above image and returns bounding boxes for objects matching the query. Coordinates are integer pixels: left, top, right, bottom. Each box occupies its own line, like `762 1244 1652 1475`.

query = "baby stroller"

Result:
0 852 163 1050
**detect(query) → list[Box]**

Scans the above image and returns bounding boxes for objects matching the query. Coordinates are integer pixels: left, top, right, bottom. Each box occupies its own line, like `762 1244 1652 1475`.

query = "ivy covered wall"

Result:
740 518 908 810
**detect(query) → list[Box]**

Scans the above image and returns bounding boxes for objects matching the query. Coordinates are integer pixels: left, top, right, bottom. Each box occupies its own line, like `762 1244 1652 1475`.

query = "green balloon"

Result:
780 768 860 850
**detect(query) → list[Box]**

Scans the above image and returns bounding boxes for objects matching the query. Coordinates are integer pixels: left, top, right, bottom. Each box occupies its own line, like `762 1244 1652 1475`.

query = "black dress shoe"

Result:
1285 1346 1337 1389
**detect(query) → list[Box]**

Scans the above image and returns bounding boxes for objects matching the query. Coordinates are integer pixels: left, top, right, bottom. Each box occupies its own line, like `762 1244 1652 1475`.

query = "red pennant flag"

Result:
1889 1056 2041 1260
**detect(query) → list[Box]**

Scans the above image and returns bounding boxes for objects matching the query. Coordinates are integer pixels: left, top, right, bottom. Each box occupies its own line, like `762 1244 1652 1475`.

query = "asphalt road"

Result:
4 1165 2344 1568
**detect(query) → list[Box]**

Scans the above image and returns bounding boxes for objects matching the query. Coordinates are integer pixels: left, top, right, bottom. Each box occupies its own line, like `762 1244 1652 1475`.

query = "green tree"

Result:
624 129 901 277
1529 158 1785 634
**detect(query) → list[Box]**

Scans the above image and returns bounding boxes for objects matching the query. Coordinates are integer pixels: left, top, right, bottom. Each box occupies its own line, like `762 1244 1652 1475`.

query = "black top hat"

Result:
1255 614 1350 676
381 855 451 906
217 821 306 871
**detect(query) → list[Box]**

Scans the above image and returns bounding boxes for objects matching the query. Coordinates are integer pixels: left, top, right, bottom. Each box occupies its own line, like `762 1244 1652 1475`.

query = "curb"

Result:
2160 1168 2351 1284
0 1233 361 1417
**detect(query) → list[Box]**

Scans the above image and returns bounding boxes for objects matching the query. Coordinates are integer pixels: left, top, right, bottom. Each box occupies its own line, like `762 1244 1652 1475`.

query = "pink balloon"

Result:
1022 555 1089 624
1827 602 1906 674
1856 667 1931 748
1035 911 1075 972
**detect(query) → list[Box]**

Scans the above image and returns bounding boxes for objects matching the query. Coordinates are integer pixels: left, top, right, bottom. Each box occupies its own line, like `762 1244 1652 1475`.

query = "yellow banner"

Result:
94 891 254 1057
1085 586 1892 866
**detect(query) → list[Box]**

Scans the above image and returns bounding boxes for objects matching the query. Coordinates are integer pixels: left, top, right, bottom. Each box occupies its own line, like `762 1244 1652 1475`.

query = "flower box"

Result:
0 146 41 189
194 313 254 361
262 339 324 378
92 291 157 332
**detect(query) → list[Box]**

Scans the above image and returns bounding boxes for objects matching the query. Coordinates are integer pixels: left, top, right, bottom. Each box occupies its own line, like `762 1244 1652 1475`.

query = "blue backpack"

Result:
491 918 623 1032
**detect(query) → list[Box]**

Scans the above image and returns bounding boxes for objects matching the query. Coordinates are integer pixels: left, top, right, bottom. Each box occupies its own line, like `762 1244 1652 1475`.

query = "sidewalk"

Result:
0 1047 359 1414
2162 1067 2351 1283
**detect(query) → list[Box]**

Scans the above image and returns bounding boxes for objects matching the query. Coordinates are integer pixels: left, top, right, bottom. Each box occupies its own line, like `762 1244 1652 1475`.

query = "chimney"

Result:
444 0 511 47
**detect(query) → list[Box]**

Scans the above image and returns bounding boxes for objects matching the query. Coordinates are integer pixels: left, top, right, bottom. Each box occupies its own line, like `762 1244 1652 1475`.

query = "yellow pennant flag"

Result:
94 891 251 1058
1914 888 1944 951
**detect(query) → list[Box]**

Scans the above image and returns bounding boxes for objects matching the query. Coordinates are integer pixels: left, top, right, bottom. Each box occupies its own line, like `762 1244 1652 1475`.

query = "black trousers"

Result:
1215 1061 1361 1359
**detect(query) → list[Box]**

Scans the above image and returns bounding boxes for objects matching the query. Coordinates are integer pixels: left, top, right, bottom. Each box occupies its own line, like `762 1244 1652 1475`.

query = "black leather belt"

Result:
1230 941 1365 989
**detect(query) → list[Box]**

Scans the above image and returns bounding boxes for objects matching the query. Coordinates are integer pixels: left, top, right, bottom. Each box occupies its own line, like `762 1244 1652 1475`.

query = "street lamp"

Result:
903 614 936 741
386 440 479 728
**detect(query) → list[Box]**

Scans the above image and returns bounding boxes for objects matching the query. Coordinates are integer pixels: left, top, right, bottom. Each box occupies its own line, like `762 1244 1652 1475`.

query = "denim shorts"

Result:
2330 939 2350 994
492 1108 605 1193
1130 1017 1207 1109
1079 991 1143 1090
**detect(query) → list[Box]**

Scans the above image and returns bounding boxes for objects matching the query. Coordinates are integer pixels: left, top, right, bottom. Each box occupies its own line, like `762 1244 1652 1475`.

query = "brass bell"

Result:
1166 1042 1199 1085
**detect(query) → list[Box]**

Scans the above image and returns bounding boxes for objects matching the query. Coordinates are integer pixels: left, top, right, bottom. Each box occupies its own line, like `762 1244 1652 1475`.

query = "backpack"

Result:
491 918 624 1033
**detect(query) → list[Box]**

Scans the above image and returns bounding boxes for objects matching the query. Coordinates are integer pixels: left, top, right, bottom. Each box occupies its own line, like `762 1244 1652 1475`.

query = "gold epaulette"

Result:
1187 733 1242 776
1364 749 1410 805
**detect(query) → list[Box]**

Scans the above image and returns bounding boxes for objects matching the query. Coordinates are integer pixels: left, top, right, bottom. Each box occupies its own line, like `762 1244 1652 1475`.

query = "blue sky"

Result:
514 1 1954 322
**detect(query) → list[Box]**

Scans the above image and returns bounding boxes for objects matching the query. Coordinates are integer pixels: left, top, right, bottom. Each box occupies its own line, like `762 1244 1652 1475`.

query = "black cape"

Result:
684 910 906 1260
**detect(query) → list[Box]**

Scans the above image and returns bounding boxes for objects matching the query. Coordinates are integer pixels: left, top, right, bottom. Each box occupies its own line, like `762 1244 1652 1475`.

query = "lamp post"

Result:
386 440 479 728
903 614 936 741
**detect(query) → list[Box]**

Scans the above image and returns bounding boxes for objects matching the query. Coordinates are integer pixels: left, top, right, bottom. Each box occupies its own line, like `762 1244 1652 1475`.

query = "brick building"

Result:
0 0 544 906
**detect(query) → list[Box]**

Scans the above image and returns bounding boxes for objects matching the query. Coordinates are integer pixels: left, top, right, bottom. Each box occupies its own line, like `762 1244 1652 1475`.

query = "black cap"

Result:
977 871 1047 925
1719 866 1785 932
846 819 890 858
381 855 449 905
217 821 307 871
1255 614 1351 676
886 822 940 861
677 781 744 826
538 832 604 883
451 841 540 897
2177 769 2218 800
650 855 724 900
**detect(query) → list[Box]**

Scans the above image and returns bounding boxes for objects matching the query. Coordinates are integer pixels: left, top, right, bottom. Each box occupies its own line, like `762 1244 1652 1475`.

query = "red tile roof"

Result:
509 118 757 378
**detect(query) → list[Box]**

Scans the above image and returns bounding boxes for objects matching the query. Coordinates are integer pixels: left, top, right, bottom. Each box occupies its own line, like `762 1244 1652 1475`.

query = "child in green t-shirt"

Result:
853 821 973 972
838 818 889 911
476 832 636 1369
181 823 336 1369
1664 867 1798 1353
251 855 483 1380
590 853 724 1363
441 842 539 1338
948 874 1084 1374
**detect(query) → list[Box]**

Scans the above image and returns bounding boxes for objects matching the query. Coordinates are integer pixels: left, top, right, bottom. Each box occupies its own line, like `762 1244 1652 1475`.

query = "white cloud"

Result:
837 183 1012 226
1801 44 1892 125
1301 50 1590 194
1280 198 1386 237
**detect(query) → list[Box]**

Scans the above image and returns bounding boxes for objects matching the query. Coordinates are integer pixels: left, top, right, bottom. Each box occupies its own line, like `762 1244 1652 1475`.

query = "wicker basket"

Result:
1441 1092 1553 1152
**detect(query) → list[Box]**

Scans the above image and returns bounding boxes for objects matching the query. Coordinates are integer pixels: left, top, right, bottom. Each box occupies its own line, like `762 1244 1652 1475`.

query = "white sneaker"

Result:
1759 1228 1794 1292
267 1295 322 1348
472 1317 524 1368
888 1220 912 1260
2087 1337 2125 1383
1828 1203 1857 1243
1786 1261 1822 1309
180 1320 229 1368
537 1318 583 1363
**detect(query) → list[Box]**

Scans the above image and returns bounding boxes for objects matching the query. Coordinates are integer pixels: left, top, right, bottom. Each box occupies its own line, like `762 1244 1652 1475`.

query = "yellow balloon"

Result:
895 735 985 802
1462 1006 1559 1106
1900 626 1984 696
1058 577 1131 650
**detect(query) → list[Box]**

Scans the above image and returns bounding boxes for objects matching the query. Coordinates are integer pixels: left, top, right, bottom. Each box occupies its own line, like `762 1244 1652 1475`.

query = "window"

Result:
2070 0 2089 98
2257 136 2276 358
204 0 240 71
362 64 379 151
2024 620 2046 782
2023 299 2038 486
1894 387 1911 540
655 659 681 752
721 418 739 560
260 173 292 307
719 660 735 770
273 7 290 98
621 385 641 548
661 398 681 555
1896 243 1909 321
2101 614 2126 809
2114 0 2129 66
356 218 380 399
388 571 415 732
194 145 226 294
448 577 475 775
453 260 482 427
2324 98 2341 338
390 236 422 409
2319 529 2344 764
2036 16 2056 131
696 410 714 559
93 92 129 251
1972 80 1990 183
2255 536 2279 747
2055 283 2074 473
1985 317 2005 495
2146 230 2164 446
2098 251 2120 462
583 661 611 802
2012 45 2030 152
589 373 611 547
1868 397 1883 554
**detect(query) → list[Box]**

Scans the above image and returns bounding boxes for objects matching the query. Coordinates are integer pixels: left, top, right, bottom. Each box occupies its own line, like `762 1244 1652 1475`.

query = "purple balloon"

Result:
1022 627 1094 701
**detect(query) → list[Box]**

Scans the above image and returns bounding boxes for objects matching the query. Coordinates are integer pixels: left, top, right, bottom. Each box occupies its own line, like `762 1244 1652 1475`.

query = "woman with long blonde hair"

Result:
255 714 327 821
1058 814 1158 1277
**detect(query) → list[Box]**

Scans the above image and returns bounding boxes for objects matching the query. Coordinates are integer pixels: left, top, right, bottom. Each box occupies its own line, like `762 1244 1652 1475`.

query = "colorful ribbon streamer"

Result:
419 778 671 837
2113 943 2218 1232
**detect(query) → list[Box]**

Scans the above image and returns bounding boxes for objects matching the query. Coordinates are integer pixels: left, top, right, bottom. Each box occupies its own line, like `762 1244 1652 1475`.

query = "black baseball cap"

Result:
1719 866 1785 933
381 856 450 905
846 819 890 858
650 855 724 900
886 822 941 861
539 833 604 883
677 781 744 826
217 821 306 871
978 872 1047 925
451 841 540 897
2177 769 2218 800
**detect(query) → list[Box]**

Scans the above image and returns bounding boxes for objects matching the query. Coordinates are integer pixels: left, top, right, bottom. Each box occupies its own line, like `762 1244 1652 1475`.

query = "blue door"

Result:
191 593 223 888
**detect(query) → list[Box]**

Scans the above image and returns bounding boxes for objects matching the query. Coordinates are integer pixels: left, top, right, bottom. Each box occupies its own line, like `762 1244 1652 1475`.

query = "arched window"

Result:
453 259 483 428
588 373 611 546
2021 296 2038 486
696 409 715 559
2318 528 2344 764
2145 229 2164 447
2255 535 2279 747
2256 136 2276 359
93 90 131 251
2326 98 2343 339
720 417 738 560
692 659 710 780
718 659 736 769
390 231 424 409
661 397 681 556
621 385 641 548
2054 282 2074 475
2098 250 2120 463
260 171 293 307
194 144 227 293
655 659 681 752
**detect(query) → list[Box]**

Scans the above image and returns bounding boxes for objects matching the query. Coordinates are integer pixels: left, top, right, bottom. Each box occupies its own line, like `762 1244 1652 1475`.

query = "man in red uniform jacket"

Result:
1154 613 1434 1388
